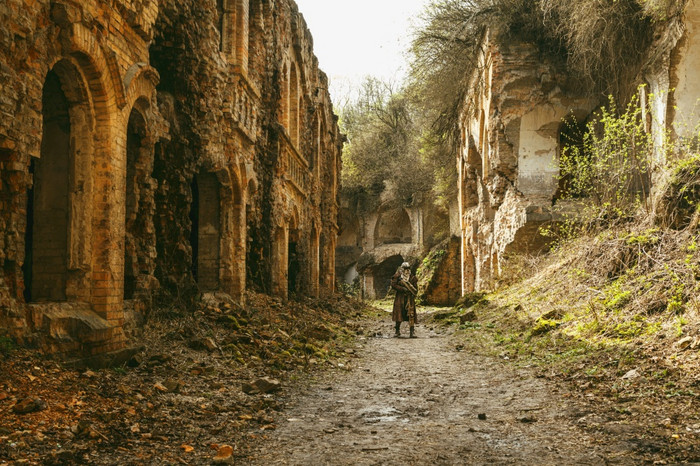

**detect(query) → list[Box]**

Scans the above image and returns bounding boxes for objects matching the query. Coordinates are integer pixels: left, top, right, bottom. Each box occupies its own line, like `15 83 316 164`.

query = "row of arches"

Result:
23 60 257 307
270 211 322 299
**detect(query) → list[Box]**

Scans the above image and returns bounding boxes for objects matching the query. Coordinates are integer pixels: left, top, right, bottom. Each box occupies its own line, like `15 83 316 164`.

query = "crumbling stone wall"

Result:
0 0 163 360
457 31 592 293
645 2 700 157
0 0 342 362
459 3 700 294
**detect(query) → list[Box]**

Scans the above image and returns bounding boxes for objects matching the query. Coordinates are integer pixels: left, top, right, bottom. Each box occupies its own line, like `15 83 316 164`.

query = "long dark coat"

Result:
391 271 418 323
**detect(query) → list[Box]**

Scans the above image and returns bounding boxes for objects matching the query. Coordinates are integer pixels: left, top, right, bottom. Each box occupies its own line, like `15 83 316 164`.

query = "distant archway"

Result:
373 255 404 299
374 208 412 247
338 217 360 248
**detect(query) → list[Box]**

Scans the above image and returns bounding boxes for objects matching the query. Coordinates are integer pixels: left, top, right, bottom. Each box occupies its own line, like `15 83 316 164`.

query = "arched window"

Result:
280 63 290 129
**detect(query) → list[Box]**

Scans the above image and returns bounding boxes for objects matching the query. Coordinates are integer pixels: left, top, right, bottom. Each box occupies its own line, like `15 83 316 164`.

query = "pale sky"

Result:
294 0 431 106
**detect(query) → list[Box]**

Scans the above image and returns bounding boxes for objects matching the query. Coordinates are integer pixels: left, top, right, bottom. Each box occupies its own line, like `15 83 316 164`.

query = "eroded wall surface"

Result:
459 3 700 294
457 32 592 293
0 0 342 362
647 1 700 156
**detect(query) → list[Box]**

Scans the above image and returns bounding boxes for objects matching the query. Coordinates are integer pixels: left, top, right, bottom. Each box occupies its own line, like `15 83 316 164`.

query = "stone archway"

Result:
24 61 95 304
372 255 405 299
374 208 412 247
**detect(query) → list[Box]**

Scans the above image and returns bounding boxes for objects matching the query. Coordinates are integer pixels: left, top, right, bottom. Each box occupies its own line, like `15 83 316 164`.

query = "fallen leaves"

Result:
213 444 235 463
0 292 368 463
180 444 195 453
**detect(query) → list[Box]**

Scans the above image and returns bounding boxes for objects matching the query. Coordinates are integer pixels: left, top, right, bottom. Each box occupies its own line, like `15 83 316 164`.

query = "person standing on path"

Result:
391 262 418 338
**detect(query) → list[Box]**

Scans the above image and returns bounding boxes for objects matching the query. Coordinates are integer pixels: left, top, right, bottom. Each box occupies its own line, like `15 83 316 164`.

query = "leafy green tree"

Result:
340 77 431 206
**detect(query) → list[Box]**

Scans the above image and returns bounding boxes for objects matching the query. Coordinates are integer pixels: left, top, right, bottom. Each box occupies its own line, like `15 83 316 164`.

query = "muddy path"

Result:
248 315 648 465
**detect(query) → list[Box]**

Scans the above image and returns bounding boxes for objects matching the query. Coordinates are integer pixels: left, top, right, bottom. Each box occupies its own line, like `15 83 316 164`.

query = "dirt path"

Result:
248 317 646 465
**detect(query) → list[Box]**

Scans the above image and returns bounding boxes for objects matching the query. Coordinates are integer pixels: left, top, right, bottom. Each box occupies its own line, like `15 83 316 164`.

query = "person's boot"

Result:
409 326 416 338
394 323 401 338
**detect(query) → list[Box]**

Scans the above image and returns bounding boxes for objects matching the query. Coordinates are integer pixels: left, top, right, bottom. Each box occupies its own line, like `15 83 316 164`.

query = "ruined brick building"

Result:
458 2 700 293
0 0 342 361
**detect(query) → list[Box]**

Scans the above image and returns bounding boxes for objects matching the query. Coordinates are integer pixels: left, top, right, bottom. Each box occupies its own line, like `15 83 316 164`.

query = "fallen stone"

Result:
162 379 183 393
188 337 217 351
149 353 172 364
539 309 561 320
677 336 694 350
477 413 487 420
154 382 168 392
434 310 457 320
70 420 91 436
127 353 143 367
306 324 334 341
242 377 281 395
12 397 47 414
203 337 218 351
517 415 537 423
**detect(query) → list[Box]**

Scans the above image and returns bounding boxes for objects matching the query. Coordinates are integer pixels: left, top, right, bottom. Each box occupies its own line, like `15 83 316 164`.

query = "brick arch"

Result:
236 159 258 198
24 58 97 303
123 103 150 300
124 64 160 115
280 59 290 128
59 27 126 322
374 205 413 248
289 61 300 146
289 205 300 231
62 24 119 118
229 164 245 207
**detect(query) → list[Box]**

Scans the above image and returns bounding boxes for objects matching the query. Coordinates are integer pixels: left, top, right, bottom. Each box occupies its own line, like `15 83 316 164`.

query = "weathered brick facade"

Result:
0 0 342 362
459 2 700 293
457 31 594 293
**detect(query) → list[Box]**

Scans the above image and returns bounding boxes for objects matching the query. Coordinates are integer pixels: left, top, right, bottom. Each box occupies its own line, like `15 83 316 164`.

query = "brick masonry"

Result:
0 0 343 361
